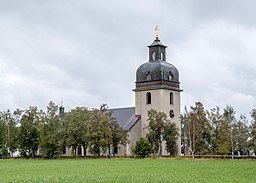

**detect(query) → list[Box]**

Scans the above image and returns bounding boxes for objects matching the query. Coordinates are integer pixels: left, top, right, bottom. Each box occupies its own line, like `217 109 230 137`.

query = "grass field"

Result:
0 158 255 182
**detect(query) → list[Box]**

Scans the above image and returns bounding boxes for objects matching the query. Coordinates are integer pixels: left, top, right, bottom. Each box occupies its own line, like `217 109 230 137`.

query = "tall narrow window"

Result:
146 92 151 104
152 51 156 60
113 145 118 154
161 52 164 60
77 146 82 156
169 72 173 81
170 92 173 105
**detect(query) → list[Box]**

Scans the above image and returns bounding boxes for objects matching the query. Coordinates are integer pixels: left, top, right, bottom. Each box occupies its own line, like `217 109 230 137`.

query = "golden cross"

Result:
155 25 159 40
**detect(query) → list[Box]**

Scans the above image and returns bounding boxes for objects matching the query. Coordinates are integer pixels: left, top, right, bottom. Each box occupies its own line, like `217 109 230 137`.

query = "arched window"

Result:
146 92 151 104
170 92 173 105
161 52 164 60
77 146 82 156
146 71 152 81
169 72 173 81
152 51 156 60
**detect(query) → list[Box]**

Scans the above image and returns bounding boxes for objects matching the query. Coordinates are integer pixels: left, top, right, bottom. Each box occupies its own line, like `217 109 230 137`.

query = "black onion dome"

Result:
136 39 179 83
134 38 181 91
136 60 179 83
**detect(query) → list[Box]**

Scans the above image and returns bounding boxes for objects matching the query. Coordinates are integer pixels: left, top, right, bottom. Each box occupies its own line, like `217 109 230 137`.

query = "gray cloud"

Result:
0 0 255 118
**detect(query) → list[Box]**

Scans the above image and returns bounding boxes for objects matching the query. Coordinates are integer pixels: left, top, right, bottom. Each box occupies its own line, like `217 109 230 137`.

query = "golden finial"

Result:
155 25 159 40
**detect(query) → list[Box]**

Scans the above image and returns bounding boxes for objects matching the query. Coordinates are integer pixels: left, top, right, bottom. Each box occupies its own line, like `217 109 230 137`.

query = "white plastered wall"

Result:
135 88 181 155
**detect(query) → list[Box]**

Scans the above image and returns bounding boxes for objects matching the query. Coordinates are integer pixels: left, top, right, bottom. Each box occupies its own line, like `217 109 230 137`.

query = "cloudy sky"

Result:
0 0 256 117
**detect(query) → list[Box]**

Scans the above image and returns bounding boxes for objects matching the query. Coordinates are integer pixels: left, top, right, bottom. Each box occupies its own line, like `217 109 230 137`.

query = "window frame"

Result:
146 92 151 104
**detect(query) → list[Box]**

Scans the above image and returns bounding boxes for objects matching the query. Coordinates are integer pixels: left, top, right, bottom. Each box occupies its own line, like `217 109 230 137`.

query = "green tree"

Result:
132 138 151 158
207 106 231 155
19 107 41 157
39 102 62 158
77 108 91 156
98 104 112 156
146 109 165 156
63 107 91 156
87 104 127 157
180 106 192 156
163 121 179 156
88 109 101 156
0 116 7 158
250 109 256 153
232 115 249 155
223 105 236 159
215 118 230 155
0 110 21 157
108 117 128 157
181 102 212 156
146 109 179 156
88 105 112 156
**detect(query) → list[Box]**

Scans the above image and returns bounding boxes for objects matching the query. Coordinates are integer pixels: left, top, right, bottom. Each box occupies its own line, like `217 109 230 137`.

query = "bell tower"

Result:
133 27 182 155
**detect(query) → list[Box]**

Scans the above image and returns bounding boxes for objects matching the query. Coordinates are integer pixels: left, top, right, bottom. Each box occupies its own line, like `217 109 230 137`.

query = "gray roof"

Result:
136 60 179 83
109 107 140 131
136 39 179 84
148 39 167 48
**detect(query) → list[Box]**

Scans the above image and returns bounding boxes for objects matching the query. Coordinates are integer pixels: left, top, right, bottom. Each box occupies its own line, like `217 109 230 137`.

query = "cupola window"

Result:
152 51 156 60
170 92 173 105
169 72 173 81
146 71 152 81
161 52 164 60
146 92 151 104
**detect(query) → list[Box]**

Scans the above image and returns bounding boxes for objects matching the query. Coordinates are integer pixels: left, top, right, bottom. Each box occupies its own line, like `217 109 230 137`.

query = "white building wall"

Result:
135 88 181 155
126 119 141 155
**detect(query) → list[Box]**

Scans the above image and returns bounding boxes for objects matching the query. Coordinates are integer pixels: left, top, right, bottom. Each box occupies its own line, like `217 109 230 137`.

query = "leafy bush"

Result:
132 138 151 158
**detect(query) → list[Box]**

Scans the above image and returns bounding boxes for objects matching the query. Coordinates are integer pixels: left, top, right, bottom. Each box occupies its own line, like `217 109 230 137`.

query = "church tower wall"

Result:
133 30 182 155
135 89 181 155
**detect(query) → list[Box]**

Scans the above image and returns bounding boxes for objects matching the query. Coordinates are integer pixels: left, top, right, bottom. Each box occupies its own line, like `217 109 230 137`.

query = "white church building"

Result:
111 32 182 156
64 31 182 156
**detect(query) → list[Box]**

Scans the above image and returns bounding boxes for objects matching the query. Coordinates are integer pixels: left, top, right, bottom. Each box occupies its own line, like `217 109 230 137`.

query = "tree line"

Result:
181 102 256 157
0 102 127 158
1 101 256 159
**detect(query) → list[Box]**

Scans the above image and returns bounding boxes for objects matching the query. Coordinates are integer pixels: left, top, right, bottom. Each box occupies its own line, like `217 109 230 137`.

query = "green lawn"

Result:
0 158 255 182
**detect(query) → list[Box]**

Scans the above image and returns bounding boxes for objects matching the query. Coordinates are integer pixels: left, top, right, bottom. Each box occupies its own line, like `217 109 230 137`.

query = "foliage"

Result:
0 110 21 158
232 115 249 155
146 109 165 155
86 104 128 157
19 107 41 157
108 116 128 156
146 109 179 156
223 105 236 158
39 101 62 158
181 102 212 156
250 109 256 153
1 100 255 158
182 103 251 156
207 107 230 155
62 107 91 156
133 138 152 158
87 105 111 156
163 121 179 156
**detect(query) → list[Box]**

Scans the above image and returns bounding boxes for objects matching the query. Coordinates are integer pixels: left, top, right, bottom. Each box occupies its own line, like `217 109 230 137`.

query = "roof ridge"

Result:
109 106 135 110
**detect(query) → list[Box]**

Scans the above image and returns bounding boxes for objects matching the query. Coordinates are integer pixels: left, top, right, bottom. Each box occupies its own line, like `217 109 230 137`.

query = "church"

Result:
64 29 182 156
109 29 182 156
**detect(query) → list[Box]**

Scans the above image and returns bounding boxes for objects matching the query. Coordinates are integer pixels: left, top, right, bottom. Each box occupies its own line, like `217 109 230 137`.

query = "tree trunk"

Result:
108 142 111 158
159 140 162 156
231 131 234 159
192 120 195 158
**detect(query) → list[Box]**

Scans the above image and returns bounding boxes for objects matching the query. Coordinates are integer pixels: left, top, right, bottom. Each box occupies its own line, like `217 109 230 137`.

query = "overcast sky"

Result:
0 0 256 117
